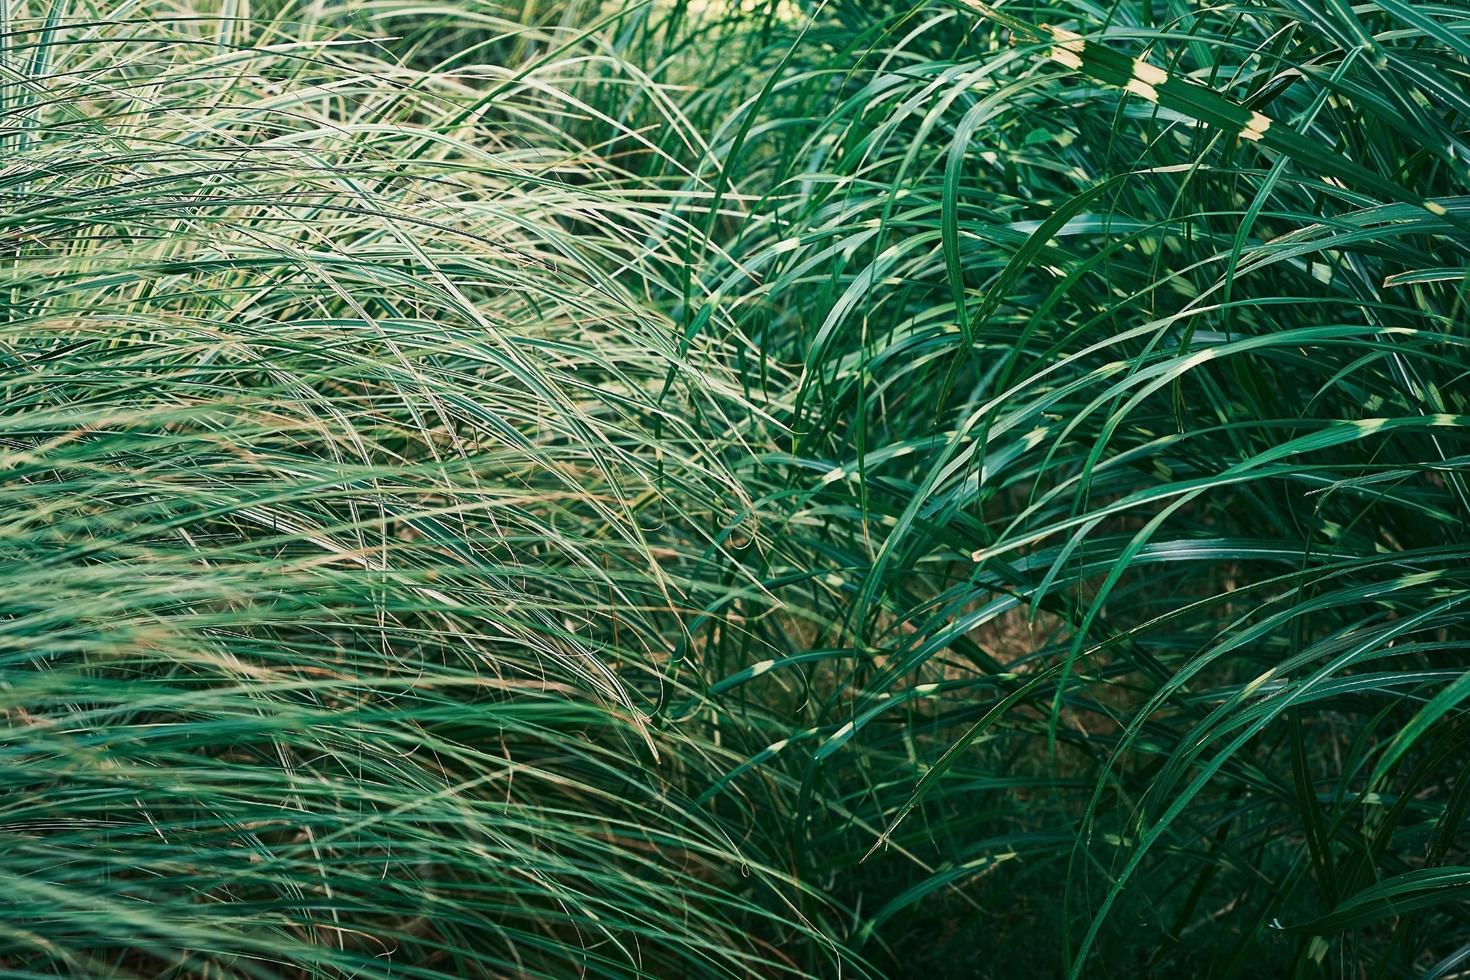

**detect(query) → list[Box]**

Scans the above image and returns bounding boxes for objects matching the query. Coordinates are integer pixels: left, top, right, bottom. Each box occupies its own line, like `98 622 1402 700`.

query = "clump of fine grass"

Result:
0 3 856 976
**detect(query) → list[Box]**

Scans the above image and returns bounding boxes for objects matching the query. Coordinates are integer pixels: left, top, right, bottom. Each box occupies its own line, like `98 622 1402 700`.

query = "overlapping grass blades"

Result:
0 4 853 976
4 0 1470 976
681 0 1470 974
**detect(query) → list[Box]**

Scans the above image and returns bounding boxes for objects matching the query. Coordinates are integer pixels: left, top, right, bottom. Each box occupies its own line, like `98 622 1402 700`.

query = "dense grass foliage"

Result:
3 0 1469 976
0 6 846 976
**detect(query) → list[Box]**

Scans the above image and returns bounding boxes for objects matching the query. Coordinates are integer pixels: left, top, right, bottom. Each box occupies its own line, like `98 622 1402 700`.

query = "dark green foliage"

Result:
4 0 1469 976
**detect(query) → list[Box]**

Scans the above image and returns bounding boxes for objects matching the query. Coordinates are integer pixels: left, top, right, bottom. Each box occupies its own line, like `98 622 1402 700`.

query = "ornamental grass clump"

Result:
4 0 1470 977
